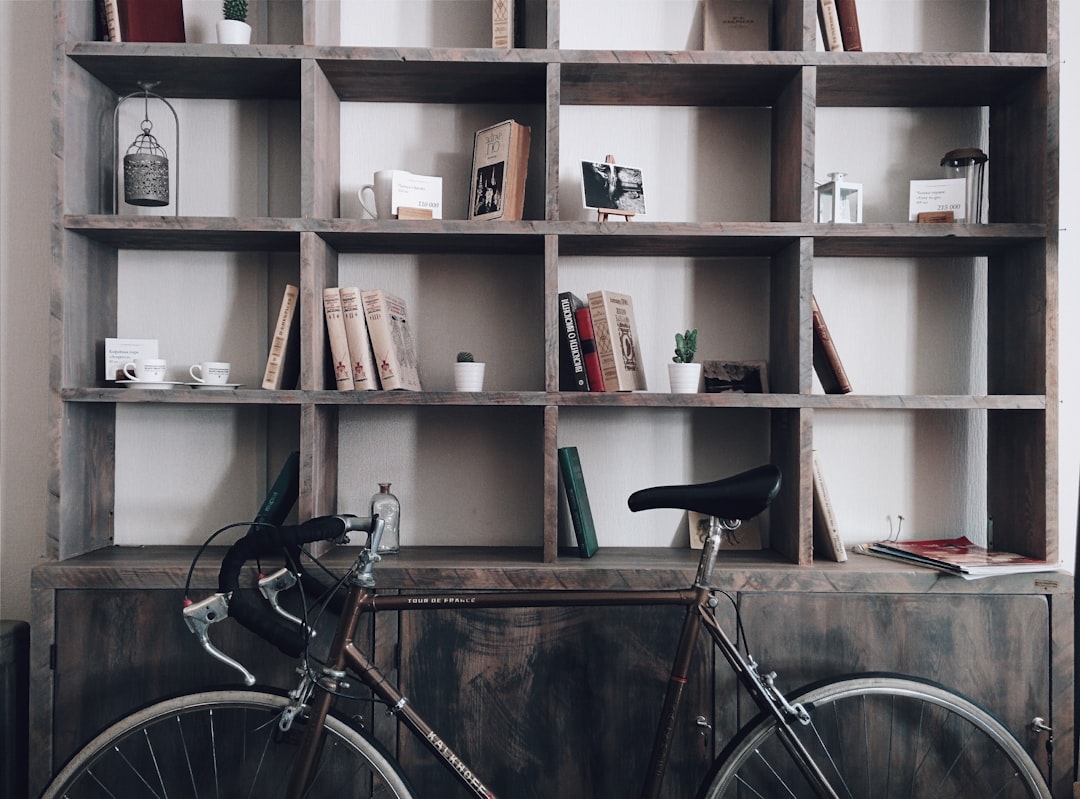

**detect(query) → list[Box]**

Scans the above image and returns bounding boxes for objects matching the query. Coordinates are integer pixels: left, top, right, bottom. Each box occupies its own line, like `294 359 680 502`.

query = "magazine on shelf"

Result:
854 536 1054 580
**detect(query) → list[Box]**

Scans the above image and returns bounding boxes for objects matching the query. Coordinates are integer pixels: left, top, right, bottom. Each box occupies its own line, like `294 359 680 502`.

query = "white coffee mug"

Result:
123 357 167 382
189 361 231 384
359 169 408 219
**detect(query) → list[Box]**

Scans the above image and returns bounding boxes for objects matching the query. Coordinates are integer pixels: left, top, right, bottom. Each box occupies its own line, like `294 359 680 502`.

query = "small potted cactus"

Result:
668 329 701 393
217 0 252 43
454 351 486 392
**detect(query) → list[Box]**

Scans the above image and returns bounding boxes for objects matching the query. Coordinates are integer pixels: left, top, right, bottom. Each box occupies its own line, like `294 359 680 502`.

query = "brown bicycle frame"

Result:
285 528 840 799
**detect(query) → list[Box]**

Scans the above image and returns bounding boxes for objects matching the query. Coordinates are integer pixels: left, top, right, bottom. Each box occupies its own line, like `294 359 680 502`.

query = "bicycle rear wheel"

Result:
41 689 415 799
697 673 1050 799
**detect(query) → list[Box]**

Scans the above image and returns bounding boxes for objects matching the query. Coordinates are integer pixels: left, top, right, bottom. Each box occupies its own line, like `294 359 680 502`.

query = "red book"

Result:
835 0 862 51
116 0 186 43
574 306 606 392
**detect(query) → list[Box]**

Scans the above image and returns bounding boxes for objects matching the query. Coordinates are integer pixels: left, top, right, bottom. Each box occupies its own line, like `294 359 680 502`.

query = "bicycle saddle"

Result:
627 464 781 521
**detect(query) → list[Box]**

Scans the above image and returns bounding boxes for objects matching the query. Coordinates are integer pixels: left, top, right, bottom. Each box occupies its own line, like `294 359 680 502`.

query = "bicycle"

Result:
40 464 1052 798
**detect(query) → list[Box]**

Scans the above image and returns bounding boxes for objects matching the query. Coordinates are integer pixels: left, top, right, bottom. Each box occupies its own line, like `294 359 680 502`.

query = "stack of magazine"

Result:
854 537 1054 580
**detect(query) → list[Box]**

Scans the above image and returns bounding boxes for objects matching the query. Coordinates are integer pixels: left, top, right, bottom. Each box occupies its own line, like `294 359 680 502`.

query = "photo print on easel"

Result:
581 157 646 220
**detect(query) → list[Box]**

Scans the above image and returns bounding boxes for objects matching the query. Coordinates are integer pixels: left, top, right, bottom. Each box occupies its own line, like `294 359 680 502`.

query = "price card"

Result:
392 173 443 219
105 338 158 382
909 178 966 221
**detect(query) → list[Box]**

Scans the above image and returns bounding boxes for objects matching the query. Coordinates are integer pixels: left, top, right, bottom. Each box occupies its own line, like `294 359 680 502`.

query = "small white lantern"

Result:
816 171 863 223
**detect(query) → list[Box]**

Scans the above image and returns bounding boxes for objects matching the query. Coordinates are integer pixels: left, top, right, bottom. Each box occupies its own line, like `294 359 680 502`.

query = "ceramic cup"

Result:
359 170 408 219
189 361 231 384
123 357 167 382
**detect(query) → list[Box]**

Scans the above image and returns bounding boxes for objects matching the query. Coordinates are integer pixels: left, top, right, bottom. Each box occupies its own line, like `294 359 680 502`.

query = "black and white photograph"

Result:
581 160 646 215
472 162 505 217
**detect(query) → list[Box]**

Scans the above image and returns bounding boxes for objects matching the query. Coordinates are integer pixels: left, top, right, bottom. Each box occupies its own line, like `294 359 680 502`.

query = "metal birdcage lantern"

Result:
114 82 180 213
815 171 863 224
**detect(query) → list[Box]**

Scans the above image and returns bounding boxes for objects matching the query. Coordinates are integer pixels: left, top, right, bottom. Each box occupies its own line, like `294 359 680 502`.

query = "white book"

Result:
339 286 379 390
323 287 354 391
361 289 422 391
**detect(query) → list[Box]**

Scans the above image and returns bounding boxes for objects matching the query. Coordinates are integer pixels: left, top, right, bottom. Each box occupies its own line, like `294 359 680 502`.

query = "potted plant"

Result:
454 351 486 392
217 0 252 44
668 329 701 393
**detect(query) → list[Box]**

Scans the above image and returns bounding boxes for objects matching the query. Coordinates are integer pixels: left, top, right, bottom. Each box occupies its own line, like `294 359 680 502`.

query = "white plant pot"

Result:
217 19 252 44
454 362 486 392
668 362 702 394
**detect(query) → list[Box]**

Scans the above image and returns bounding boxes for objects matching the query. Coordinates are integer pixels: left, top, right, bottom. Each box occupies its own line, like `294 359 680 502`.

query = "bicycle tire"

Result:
696 673 1051 799
40 688 416 799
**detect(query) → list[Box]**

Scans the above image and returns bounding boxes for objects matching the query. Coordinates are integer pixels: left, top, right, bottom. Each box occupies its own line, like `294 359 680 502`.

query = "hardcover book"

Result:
557 446 599 558
811 295 851 394
468 119 531 221
586 290 647 392
362 289 422 391
491 0 524 47
703 0 771 51
817 0 843 51
812 453 847 562
835 0 862 51
116 0 185 42
558 292 589 391
574 306 606 392
262 284 301 390
339 286 379 390
323 287 355 391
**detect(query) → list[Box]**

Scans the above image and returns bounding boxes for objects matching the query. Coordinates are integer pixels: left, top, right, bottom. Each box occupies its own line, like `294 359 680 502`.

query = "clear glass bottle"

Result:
370 482 400 554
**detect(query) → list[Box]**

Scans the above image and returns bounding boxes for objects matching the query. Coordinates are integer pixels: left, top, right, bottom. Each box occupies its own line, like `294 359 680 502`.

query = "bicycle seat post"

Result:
694 516 732 587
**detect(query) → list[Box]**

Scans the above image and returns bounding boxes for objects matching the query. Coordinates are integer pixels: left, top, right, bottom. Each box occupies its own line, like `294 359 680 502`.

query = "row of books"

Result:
260 284 422 391
818 0 861 52
558 290 648 393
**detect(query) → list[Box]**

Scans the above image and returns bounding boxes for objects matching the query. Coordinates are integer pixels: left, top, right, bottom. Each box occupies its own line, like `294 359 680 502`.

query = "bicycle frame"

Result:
286 520 841 799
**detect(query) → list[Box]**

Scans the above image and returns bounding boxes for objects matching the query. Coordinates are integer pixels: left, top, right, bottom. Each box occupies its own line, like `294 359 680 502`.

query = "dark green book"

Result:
557 446 598 558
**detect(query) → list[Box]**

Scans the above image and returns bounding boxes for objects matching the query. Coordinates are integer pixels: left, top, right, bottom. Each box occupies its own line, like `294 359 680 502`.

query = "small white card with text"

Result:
392 173 443 218
105 338 158 381
909 178 966 221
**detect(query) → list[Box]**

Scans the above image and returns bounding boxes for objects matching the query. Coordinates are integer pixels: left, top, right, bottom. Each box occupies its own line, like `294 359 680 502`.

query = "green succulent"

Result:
672 329 698 364
223 0 247 22
456 351 475 363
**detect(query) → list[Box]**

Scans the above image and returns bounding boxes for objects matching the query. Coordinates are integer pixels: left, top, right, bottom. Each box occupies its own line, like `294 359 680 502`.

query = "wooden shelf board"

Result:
65 216 304 251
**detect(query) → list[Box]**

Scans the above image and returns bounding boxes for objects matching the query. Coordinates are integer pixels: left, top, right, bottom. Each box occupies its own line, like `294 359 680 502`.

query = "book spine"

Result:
362 290 422 391
504 121 531 221
812 454 847 562
835 0 862 51
811 295 852 394
492 0 513 47
557 447 598 558
262 284 300 390
587 291 620 392
116 0 186 42
323 287 355 391
558 292 589 391
339 286 379 390
574 307 606 392
817 0 843 51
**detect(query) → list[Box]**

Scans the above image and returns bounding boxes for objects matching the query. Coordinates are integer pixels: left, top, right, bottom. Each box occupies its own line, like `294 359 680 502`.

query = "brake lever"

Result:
182 594 256 686
258 568 313 636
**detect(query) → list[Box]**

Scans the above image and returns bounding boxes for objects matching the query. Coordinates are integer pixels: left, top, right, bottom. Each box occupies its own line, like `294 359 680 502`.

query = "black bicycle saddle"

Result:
627 464 782 521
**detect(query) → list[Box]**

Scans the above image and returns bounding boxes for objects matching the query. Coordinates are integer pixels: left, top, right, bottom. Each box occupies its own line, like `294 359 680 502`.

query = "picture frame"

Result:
581 160 646 216
703 360 769 393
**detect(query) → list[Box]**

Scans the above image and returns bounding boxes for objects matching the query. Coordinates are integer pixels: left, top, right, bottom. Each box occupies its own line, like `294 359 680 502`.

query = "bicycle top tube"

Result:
628 464 781 521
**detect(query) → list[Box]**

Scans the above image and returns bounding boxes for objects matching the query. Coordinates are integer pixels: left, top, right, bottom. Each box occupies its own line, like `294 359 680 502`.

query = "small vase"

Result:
216 19 252 44
370 483 400 554
454 362 486 391
668 362 702 394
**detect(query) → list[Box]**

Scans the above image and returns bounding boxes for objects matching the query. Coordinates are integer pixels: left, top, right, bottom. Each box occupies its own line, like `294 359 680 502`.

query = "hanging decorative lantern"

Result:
114 82 180 214
815 171 863 224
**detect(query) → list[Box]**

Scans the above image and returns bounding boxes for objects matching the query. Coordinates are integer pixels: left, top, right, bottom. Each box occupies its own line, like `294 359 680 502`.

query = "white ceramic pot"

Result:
454 362 486 392
668 362 702 394
217 19 252 44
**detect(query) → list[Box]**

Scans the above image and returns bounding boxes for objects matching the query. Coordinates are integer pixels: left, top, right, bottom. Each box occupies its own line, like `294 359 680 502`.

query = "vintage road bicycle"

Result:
41 464 1052 798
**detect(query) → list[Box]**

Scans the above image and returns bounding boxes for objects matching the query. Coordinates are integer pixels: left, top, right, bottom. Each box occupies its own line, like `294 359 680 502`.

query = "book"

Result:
262 284 301 390
339 286 379 390
491 0 524 48
835 0 862 51
323 287 355 391
574 306 606 392
817 0 843 51
703 0 771 51
811 295 851 394
468 119 531 221
586 290 647 392
115 0 185 42
557 447 598 558
811 454 847 562
856 537 1054 580
98 0 121 41
362 289 422 391
558 292 589 391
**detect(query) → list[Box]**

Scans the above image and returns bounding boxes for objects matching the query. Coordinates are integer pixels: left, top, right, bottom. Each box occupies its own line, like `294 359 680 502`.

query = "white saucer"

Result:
116 380 182 390
185 382 242 390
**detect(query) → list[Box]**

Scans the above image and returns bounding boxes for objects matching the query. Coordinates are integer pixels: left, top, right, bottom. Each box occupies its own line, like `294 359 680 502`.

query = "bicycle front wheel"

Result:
698 673 1050 799
41 688 415 799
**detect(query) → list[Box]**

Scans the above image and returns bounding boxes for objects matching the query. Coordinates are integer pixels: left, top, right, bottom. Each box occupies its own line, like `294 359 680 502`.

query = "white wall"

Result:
1 0 1077 618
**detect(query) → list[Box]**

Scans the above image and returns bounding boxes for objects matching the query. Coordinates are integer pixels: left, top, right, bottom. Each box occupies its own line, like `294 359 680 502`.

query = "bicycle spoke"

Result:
175 714 199 799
